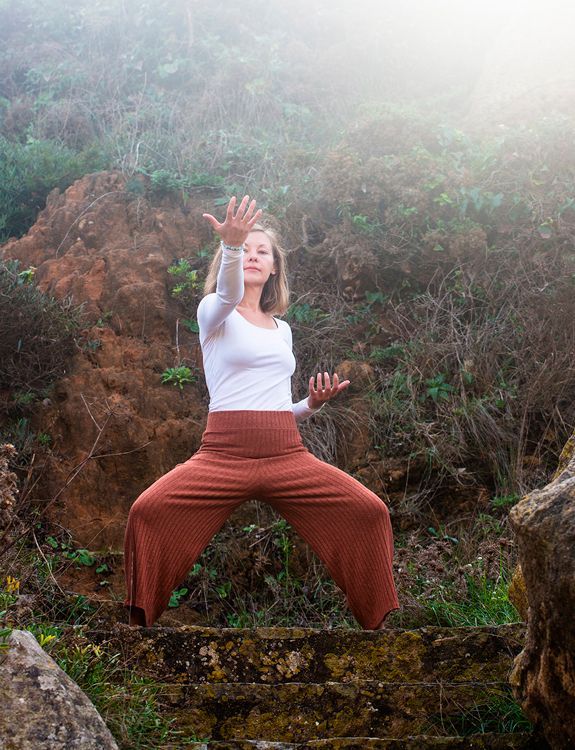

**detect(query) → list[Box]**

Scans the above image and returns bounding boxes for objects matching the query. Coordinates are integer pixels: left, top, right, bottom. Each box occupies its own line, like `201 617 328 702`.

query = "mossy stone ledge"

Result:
87 623 525 685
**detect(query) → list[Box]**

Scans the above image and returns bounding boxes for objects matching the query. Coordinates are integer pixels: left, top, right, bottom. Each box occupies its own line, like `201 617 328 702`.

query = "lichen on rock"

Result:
0 630 118 749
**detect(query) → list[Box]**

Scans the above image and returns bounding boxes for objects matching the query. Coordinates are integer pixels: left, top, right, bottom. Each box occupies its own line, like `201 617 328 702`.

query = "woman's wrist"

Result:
221 239 244 252
307 396 324 411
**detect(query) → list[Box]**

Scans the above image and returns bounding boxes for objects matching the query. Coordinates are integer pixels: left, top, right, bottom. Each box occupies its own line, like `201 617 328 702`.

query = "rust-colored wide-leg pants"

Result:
124 411 399 629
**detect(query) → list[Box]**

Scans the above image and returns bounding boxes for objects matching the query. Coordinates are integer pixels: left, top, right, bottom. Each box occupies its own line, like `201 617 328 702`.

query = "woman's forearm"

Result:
197 242 244 338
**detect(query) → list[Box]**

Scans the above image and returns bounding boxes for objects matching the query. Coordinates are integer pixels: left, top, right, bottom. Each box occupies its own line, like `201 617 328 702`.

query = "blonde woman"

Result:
124 196 399 629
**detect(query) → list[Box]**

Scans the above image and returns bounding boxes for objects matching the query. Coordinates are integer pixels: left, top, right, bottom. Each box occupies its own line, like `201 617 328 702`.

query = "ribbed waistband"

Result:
199 410 304 458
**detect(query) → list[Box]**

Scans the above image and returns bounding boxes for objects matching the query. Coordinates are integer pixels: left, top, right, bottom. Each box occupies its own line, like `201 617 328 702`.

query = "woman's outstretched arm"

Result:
198 196 262 338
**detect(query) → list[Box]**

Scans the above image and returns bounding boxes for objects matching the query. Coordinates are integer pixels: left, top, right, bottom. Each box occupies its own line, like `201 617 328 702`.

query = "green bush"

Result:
0 137 105 242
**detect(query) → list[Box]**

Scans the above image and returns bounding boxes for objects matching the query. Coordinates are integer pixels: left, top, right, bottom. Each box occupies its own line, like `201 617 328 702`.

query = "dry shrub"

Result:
0 261 79 408
0 443 18 532
371 249 575 493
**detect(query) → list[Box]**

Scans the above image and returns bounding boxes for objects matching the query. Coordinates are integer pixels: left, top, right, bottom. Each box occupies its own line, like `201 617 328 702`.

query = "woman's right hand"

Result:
202 195 262 247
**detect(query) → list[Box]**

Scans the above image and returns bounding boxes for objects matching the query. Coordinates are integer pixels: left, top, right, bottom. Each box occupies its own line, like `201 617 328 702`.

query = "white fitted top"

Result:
197 243 319 423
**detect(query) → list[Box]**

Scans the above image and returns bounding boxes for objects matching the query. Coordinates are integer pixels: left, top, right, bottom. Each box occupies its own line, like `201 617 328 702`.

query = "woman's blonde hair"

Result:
203 223 290 315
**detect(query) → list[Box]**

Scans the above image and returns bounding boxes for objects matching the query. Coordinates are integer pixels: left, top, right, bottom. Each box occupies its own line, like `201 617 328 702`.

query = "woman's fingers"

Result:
242 198 257 223
310 372 351 401
207 195 261 233
204 195 262 245
333 372 350 391
239 198 263 227
225 196 237 221
202 213 222 231
233 195 250 221
247 208 263 227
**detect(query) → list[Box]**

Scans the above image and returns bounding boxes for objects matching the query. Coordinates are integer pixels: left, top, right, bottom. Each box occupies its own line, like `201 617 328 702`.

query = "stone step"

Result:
154 680 520 742
86 623 524 685
172 735 542 749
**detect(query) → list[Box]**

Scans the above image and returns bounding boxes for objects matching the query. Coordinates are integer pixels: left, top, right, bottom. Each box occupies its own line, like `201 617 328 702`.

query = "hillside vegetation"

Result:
1 0 574 645
2 0 574 492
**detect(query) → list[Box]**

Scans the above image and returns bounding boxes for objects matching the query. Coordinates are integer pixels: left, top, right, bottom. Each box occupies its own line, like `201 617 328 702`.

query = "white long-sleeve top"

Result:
196 243 320 423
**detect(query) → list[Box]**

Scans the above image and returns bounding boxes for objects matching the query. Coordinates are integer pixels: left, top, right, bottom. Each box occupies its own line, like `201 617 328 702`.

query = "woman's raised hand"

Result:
307 372 351 410
202 195 262 247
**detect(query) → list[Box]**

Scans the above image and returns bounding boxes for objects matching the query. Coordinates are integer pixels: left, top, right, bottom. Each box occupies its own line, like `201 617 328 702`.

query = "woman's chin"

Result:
244 275 267 286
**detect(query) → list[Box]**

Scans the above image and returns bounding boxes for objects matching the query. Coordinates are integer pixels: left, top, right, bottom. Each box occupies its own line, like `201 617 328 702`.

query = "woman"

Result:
124 195 399 629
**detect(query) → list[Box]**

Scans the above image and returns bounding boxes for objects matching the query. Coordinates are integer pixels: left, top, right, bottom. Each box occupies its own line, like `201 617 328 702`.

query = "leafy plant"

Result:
63 549 96 566
45 536 96 566
351 213 382 235
369 343 405 363
424 373 454 402
182 318 200 333
0 260 80 402
168 259 202 304
491 493 521 509
160 366 196 390
37 432 52 447
168 587 188 608
286 303 328 325
0 626 12 653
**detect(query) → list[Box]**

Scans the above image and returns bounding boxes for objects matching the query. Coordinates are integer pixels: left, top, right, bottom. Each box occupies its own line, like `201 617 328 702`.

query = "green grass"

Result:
427 691 533 736
425 570 520 627
49 633 206 748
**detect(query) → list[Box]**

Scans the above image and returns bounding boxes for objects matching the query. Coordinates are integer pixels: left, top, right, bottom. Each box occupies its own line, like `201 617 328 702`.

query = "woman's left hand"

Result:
307 372 351 409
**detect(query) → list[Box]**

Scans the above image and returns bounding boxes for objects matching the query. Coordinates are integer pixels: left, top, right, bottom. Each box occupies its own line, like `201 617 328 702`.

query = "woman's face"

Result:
243 231 276 285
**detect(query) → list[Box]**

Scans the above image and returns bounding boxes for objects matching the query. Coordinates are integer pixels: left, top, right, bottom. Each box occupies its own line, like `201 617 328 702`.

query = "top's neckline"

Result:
234 309 279 330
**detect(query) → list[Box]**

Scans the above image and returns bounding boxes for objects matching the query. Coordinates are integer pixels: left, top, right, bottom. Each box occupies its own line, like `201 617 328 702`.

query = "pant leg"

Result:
124 451 252 626
259 449 399 629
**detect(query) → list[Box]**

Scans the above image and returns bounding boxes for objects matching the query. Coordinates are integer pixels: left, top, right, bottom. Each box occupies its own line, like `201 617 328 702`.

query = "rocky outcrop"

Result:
0 629 118 749
509 431 575 750
1 172 210 551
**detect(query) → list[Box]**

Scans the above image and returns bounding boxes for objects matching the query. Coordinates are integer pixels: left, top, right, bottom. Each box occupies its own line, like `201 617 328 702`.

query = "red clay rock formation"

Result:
1 172 211 551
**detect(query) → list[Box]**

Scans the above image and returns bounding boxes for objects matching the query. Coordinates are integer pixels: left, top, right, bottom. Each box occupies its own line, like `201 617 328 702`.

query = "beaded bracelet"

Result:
221 240 244 252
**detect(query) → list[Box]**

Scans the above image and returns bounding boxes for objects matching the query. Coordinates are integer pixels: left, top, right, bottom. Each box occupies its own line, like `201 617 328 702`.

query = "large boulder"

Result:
0 629 118 749
509 431 575 749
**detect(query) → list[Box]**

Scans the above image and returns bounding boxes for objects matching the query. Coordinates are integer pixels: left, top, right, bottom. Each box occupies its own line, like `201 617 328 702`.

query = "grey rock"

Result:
0 629 118 749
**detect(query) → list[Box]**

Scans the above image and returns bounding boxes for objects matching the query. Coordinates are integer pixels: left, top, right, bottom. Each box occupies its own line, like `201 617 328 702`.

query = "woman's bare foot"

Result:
128 606 146 626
